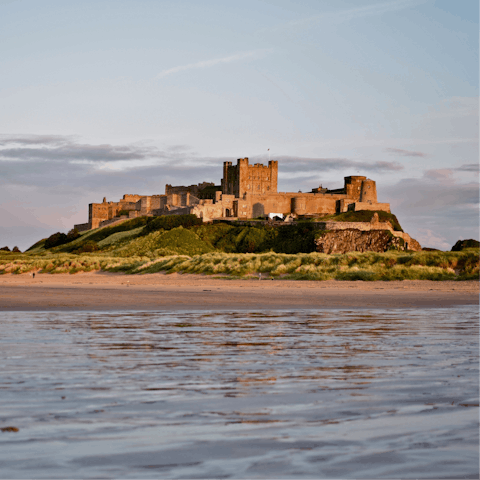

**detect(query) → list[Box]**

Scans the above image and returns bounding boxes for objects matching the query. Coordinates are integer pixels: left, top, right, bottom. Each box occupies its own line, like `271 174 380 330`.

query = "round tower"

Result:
360 179 377 204
292 196 307 215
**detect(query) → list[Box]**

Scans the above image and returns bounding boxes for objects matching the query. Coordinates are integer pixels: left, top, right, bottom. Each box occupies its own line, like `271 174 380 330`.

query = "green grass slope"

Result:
111 227 214 257
321 210 403 231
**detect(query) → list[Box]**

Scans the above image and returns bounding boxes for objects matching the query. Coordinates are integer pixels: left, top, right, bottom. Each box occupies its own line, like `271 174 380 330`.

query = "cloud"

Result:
0 136 404 189
422 168 454 183
0 134 476 251
0 134 167 163
414 228 451 251
378 174 479 249
455 163 479 172
0 134 76 146
277 0 422 30
385 148 428 157
157 50 272 79
272 155 403 173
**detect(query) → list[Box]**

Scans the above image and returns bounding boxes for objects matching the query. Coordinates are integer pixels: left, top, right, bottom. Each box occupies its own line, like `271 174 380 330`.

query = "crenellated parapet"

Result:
75 159 391 230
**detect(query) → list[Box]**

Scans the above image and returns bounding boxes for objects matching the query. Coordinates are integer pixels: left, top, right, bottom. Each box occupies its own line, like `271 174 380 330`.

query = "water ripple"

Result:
0 307 478 478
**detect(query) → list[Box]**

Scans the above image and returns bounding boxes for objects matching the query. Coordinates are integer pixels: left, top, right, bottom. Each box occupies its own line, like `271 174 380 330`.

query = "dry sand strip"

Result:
0 272 478 311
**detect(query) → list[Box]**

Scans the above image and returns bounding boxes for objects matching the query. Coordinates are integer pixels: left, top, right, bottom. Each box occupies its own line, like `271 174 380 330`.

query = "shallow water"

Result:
1 307 478 479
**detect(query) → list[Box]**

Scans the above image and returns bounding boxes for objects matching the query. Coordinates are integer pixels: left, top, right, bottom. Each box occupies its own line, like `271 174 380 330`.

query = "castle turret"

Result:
292 196 307 215
360 179 377 204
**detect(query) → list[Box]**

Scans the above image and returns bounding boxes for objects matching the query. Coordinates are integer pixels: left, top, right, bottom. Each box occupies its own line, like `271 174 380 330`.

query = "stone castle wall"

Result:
75 158 394 231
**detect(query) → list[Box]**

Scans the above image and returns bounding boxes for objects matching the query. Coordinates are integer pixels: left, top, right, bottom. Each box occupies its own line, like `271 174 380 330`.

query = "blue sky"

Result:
0 0 478 250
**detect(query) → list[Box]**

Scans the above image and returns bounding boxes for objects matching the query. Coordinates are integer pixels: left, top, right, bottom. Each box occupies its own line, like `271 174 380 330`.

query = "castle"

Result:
74 158 391 231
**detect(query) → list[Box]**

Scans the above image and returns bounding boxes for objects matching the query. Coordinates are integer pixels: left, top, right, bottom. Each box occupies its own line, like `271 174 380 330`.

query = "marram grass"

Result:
103 250 479 280
1 248 478 281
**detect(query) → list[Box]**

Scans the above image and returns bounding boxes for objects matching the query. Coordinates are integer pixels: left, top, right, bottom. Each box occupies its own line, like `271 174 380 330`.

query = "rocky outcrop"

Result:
315 229 420 254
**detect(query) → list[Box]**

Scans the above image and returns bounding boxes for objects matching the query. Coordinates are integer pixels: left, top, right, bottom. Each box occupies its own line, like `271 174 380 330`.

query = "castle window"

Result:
267 186 270 191
257 185 260 190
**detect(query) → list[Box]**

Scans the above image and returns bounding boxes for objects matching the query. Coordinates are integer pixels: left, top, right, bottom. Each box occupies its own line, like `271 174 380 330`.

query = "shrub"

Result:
233 226 275 253
44 232 68 249
0 246 10 252
143 214 202 234
12 246 21 253
74 241 99 253
451 239 480 251
44 228 81 250
66 228 81 242
272 222 317 254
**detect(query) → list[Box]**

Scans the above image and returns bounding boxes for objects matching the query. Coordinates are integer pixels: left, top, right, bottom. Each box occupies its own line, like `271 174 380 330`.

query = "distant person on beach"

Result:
32 272 35 279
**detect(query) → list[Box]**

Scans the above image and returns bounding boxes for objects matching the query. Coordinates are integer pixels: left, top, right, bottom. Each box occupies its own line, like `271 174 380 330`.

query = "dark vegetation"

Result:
73 241 99 254
44 229 81 249
451 239 480 251
27 211 406 256
0 246 21 252
191 221 318 254
143 214 203 234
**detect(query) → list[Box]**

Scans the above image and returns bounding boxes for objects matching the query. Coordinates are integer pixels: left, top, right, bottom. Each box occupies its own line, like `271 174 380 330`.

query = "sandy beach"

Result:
0 272 478 311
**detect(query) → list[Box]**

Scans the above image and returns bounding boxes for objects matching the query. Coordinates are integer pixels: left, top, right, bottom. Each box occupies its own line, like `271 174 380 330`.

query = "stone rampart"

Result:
74 222 91 232
98 216 129 228
76 160 395 239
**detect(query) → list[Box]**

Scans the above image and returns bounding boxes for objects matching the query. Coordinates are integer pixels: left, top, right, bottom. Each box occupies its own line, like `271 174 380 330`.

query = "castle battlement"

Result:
75 158 390 231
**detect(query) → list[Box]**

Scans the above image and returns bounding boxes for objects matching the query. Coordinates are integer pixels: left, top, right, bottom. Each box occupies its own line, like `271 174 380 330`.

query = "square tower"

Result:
222 158 278 198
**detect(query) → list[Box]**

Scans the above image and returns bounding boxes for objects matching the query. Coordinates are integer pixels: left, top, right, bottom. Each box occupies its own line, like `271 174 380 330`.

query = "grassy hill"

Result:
2 212 478 281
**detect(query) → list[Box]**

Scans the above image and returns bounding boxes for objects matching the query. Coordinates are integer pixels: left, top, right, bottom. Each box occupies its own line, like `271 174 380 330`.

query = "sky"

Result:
0 0 478 251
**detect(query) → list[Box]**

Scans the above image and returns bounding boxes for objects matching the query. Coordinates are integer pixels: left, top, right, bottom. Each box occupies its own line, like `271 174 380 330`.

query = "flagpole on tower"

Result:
268 148 270 161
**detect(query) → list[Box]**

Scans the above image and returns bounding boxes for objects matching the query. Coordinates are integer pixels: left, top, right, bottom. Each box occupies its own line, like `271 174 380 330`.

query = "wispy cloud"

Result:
0 134 167 163
455 163 479 172
0 135 404 194
385 148 428 157
273 155 403 173
0 134 76 146
157 49 272 79
423 168 455 183
275 0 422 30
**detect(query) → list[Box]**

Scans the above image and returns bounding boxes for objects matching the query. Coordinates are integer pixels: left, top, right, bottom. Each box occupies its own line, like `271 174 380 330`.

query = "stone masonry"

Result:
75 158 392 231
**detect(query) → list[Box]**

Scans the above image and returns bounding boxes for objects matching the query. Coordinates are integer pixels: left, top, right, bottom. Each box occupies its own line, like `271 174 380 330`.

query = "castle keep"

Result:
75 158 391 231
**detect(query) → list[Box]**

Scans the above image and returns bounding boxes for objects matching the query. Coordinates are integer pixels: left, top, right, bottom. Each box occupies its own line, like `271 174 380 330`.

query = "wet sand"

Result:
0 272 478 311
